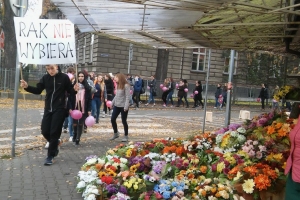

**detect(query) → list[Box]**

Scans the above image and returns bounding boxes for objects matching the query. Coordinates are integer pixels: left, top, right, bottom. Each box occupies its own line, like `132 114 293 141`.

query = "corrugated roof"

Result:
52 0 300 52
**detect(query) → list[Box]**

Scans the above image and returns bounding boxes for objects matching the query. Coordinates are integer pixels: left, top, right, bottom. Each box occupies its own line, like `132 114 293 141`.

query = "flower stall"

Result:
76 111 296 200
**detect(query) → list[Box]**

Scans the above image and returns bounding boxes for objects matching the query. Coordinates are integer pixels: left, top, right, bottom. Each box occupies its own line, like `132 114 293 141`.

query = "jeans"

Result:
166 90 174 106
129 95 133 105
68 115 73 137
63 117 68 129
147 92 155 104
92 98 102 122
111 106 129 136
215 97 220 107
41 109 65 157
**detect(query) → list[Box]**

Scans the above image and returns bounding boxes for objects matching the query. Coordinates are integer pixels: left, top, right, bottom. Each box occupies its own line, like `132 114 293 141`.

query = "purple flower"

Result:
212 163 217 171
85 155 98 161
106 184 118 194
223 168 230 174
257 118 268 126
119 185 127 194
228 123 241 131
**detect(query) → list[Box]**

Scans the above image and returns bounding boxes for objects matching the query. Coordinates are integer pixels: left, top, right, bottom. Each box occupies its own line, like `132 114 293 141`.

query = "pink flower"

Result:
256 151 263 159
258 145 266 152
248 150 255 157
253 141 258 145
242 146 250 152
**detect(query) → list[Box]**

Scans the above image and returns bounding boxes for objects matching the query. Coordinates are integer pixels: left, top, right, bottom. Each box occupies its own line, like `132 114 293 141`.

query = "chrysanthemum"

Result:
242 179 255 194
254 174 271 191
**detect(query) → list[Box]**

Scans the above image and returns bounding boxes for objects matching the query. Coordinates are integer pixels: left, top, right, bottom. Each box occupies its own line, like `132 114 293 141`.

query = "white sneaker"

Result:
145 103 149 106
69 136 73 142
45 142 49 149
108 110 111 116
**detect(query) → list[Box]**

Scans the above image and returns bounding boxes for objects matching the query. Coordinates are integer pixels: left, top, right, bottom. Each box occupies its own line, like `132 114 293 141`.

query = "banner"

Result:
24 0 43 18
14 17 77 64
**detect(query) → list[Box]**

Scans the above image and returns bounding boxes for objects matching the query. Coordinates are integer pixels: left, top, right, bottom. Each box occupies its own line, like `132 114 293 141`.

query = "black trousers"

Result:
111 106 129 136
133 91 140 107
73 113 87 142
103 94 114 114
41 109 66 157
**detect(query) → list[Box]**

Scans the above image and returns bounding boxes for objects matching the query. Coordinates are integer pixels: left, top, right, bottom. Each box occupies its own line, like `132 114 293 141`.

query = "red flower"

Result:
101 176 113 184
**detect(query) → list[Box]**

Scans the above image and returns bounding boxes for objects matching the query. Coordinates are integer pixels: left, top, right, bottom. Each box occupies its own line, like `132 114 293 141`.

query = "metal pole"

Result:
4 68 7 91
12 0 24 157
202 49 211 133
128 43 133 74
225 50 235 126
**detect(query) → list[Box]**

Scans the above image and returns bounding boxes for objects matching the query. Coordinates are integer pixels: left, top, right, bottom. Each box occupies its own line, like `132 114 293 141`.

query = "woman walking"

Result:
166 77 175 107
110 73 131 142
192 80 204 108
175 79 187 107
92 75 107 123
145 75 156 107
182 79 189 108
68 71 92 146
161 78 170 107
103 74 114 117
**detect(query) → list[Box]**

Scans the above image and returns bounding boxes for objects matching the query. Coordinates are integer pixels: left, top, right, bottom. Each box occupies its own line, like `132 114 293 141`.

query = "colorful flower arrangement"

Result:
273 85 300 101
76 110 295 200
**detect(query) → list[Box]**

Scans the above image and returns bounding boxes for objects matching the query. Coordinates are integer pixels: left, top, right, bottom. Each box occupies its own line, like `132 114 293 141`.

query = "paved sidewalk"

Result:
0 105 271 200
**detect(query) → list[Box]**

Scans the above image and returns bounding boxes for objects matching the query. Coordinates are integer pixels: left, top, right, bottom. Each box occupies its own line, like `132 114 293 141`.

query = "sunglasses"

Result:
78 76 84 77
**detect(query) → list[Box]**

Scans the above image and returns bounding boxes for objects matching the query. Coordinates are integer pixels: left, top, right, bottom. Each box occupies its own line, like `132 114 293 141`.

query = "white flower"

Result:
149 177 156 182
196 144 203 149
96 179 102 184
208 196 217 200
237 134 246 143
86 158 97 165
204 185 212 191
230 131 238 137
233 171 242 181
85 194 96 200
216 134 224 144
219 190 230 199
120 157 128 163
112 163 119 168
120 163 126 169
237 127 246 134
97 158 105 165
77 181 86 189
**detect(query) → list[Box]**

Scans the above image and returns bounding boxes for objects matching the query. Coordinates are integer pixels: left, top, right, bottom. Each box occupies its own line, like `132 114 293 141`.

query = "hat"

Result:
109 73 114 78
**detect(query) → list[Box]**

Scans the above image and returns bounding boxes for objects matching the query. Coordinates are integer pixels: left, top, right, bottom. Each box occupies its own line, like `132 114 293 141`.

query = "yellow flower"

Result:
106 149 115 155
282 123 291 133
127 182 132 188
233 171 243 181
138 178 142 183
217 162 225 173
242 179 255 194
133 184 138 190
126 149 133 157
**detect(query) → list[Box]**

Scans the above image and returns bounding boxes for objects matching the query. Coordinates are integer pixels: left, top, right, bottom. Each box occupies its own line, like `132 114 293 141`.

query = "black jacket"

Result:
25 72 73 112
67 81 92 114
215 87 222 98
105 79 114 95
259 88 269 99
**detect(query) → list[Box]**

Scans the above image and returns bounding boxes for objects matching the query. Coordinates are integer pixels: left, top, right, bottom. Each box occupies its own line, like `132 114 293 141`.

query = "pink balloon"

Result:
130 90 133 95
184 88 188 92
162 87 168 91
190 94 194 98
176 84 179 88
147 86 150 90
194 91 198 95
67 73 74 80
85 116 95 127
106 100 112 108
71 110 82 120
160 84 164 88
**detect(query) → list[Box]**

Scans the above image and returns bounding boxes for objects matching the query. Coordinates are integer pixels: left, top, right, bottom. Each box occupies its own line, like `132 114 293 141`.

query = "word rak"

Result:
14 17 76 64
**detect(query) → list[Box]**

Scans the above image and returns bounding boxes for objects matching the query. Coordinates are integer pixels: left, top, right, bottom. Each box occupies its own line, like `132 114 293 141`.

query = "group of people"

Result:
20 65 131 165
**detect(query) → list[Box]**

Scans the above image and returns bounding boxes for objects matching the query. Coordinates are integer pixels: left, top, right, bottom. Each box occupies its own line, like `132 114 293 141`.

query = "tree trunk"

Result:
155 49 169 81
3 0 17 69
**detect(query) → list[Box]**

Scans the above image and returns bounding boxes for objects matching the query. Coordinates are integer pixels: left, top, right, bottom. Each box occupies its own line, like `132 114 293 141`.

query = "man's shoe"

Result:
63 128 67 133
84 128 87 133
145 103 149 106
44 156 53 166
69 136 73 142
44 142 49 149
108 110 111 116
175 105 179 107
121 136 128 142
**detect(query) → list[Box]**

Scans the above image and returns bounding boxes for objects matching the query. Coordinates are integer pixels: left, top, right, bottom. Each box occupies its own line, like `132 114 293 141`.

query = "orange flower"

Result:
275 122 282 129
227 166 239 179
267 126 276 135
169 145 176 152
215 192 221 198
201 190 206 196
176 146 185 156
211 187 217 193
277 128 287 137
200 166 208 174
254 174 271 191
243 166 258 177
262 168 278 180
95 163 103 170
177 174 185 180
162 146 170 154
188 173 195 179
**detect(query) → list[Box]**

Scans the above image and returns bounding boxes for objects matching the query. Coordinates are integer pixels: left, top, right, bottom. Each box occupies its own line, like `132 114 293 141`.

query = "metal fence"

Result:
0 68 264 104
0 68 45 91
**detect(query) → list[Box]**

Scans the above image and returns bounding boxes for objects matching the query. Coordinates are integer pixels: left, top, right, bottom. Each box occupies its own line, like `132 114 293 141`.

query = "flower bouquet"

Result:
273 85 300 101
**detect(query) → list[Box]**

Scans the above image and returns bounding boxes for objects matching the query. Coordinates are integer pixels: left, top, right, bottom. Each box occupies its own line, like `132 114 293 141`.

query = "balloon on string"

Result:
106 100 112 108
147 86 150 90
160 84 164 88
176 84 179 88
190 94 194 98
71 110 82 120
130 90 133 95
67 73 74 80
256 98 261 102
85 116 95 127
184 88 188 92
194 91 198 95
162 87 168 91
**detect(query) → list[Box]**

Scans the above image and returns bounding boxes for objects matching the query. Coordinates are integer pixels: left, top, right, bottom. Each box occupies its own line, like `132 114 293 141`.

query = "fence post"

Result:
4 68 7 91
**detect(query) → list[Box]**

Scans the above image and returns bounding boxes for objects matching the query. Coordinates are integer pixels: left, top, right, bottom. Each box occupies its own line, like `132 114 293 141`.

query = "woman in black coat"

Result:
68 71 92 145
258 83 269 110
193 80 204 108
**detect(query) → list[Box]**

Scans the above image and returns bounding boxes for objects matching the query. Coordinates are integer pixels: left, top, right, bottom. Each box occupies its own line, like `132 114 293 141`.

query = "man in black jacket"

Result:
20 64 74 165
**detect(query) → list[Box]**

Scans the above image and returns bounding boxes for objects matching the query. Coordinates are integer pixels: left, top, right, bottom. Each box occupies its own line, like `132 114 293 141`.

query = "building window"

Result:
191 48 206 71
223 52 238 74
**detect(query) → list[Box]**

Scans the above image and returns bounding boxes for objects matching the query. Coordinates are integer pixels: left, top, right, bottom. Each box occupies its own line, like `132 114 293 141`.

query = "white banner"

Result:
14 17 77 64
